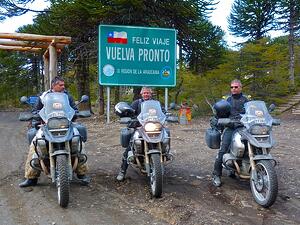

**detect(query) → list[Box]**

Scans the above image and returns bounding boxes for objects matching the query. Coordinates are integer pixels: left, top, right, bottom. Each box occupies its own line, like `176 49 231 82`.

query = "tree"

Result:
0 0 48 21
0 50 39 106
1 0 226 112
276 0 300 88
228 0 277 41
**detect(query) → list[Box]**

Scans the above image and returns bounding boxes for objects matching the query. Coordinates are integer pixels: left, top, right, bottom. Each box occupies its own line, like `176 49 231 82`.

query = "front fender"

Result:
253 154 277 167
147 149 161 155
50 150 70 157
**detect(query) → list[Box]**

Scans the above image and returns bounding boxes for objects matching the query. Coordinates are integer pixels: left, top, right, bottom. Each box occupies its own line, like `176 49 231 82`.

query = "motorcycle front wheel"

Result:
149 153 163 198
56 154 70 208
250 160 278 208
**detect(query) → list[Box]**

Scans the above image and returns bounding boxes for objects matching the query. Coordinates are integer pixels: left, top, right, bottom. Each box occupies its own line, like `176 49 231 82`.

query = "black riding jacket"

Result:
226 93 249 119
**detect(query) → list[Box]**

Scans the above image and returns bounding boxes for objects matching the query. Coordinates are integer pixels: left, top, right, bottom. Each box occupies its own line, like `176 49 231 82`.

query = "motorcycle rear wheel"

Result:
56 154 70 208
250 160 278 208
149 154 163 198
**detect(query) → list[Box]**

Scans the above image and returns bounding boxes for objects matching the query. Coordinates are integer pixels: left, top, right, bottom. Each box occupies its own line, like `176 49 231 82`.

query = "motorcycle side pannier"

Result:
205 128 221 149
120 128 134 148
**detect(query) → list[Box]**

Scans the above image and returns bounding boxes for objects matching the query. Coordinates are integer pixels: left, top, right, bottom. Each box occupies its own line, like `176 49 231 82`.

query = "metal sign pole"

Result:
165 88 168 112
107 87 110 124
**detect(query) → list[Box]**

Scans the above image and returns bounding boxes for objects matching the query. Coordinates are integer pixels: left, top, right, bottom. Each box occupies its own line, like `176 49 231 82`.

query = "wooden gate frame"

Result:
0 32 71 90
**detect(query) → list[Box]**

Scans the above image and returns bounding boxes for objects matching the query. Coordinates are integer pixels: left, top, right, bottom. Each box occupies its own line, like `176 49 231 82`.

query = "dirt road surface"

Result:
0 111 299 225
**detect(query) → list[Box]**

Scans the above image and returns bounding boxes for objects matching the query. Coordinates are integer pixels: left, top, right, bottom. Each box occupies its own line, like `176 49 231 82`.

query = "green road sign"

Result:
99 25 176 87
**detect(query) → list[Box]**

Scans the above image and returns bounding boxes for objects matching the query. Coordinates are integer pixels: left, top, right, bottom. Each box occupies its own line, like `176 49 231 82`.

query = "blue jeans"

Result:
213 127 234 176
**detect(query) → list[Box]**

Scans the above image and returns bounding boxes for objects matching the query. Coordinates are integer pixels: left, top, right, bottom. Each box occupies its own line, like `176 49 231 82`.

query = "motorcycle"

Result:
206 100 280 208
115 100 174 197
19 92 91 208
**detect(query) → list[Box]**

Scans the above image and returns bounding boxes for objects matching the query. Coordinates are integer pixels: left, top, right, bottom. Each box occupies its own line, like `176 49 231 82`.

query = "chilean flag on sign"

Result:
107 31 128 44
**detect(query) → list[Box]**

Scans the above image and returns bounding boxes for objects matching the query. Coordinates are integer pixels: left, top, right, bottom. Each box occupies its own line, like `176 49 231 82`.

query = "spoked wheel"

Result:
250 160 278 208
149 154 163 198
56 155 70 208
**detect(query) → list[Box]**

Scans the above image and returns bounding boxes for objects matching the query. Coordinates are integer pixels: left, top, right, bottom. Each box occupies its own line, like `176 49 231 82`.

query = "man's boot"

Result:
212 175 222 187
116 158 128 181
77 174 91 185
19 178 38 187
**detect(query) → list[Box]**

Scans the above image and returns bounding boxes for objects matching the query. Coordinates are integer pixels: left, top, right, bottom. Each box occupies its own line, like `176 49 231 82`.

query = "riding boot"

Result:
19 178 38 187
117 158 128 181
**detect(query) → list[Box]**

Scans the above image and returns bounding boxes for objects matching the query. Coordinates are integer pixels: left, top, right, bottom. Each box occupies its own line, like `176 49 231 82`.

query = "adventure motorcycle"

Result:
206 100 280 208
19 93 90 208
115 100 174 197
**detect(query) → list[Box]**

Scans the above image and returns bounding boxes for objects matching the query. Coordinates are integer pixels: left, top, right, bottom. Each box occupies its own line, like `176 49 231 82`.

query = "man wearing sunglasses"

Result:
212 79 249 187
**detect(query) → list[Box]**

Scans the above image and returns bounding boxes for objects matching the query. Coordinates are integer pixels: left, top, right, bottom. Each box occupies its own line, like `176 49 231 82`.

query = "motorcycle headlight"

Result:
47 118 69 130
250 125 270 135
144 122 162 132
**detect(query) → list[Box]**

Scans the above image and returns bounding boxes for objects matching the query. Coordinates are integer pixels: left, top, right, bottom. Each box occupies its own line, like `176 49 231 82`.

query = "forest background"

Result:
0 0 299 116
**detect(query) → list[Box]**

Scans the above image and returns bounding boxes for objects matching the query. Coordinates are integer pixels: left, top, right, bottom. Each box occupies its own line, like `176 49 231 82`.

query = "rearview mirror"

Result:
80 95 89 103
20 96 28 104
268 104 276 112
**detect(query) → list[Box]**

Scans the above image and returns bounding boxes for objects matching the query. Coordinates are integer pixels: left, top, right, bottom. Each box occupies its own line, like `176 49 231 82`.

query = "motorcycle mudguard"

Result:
147 149 161 155
51 150 70 157
239 130 274 148
253 154 277 166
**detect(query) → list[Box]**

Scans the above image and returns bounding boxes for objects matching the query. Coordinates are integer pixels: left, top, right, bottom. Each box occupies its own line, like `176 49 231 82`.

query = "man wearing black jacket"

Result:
116 86 153 181
212 79 249 187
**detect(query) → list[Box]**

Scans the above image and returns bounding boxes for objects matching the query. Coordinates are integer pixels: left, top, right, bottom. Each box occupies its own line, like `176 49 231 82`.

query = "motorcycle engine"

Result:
231 132 245 158
133 131 143 154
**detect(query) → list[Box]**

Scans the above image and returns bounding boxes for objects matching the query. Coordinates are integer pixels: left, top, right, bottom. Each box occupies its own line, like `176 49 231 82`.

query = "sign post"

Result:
99 25 176 87
99 25 177 122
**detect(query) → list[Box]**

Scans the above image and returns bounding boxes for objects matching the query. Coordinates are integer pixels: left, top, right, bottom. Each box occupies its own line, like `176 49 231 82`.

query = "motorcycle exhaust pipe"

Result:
233 160 250 179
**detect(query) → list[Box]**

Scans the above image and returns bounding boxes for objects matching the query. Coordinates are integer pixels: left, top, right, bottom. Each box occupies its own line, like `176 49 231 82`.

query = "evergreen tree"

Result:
228 0 277 41
276 0 300 87
0 0 48 21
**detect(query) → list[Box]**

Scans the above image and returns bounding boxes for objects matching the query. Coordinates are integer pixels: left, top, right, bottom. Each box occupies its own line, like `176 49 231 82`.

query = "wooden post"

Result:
48 44 57 88
43 55 49 90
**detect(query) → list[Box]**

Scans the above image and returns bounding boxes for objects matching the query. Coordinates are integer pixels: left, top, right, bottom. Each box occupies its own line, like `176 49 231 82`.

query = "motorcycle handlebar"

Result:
18 112 41 122
217 118 242 127
272 119 281 126
76 110 91 118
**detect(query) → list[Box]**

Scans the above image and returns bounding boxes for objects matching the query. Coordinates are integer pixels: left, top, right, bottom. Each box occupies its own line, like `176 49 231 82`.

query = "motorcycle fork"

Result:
49 142 73 182
144 141 150 175
248 142 257 181
49 143 55 182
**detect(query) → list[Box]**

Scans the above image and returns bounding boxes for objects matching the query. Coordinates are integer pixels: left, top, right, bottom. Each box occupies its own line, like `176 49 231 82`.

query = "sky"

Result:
0 0 49 32
0 0 284 48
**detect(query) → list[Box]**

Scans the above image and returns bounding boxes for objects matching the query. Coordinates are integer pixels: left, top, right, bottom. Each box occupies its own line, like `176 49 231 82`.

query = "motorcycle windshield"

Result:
137 100 166 126
240 100 273 129
39 92 75 122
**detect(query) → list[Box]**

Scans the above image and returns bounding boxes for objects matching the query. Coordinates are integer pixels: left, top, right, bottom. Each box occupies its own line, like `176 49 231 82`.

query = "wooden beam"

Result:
0 45 42 52
0 32 71 44
43 55 50 90
0 40 66 49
